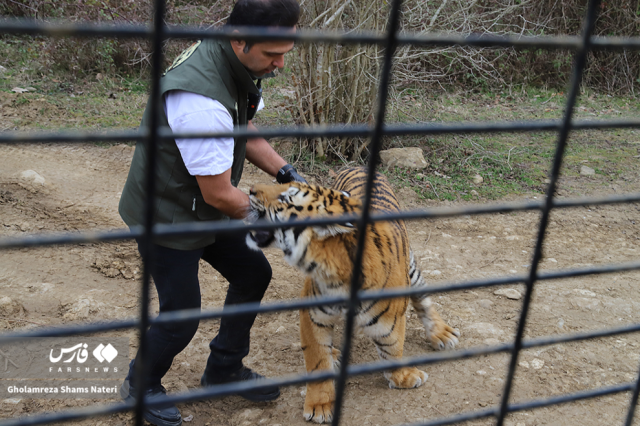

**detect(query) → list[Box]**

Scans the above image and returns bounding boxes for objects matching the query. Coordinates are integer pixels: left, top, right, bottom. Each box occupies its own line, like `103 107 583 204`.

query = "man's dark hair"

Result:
227 0 300 29
227 0 299 52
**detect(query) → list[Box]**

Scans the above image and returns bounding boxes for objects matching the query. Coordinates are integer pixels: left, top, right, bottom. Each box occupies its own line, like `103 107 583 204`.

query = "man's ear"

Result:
230 39 245 49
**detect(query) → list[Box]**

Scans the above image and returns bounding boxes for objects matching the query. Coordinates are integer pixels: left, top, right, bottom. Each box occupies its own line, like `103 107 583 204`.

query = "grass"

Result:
1 35 639 201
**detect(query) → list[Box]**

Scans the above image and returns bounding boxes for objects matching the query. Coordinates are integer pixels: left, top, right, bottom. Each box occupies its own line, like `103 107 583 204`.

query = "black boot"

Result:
120 379 182 426
201 366 280 402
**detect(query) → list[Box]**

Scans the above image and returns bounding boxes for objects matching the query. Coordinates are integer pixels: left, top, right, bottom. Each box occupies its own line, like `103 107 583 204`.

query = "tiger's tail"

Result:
408 250 460 350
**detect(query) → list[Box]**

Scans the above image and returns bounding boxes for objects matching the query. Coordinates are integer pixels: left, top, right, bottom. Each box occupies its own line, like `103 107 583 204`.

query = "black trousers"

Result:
127 232 272 388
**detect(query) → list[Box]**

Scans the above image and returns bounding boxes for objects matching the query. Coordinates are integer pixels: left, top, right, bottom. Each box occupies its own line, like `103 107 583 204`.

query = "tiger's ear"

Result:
313 222 355 239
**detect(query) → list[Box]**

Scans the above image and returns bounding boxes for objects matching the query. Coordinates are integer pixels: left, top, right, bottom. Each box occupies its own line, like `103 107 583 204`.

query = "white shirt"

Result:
164 90 264 176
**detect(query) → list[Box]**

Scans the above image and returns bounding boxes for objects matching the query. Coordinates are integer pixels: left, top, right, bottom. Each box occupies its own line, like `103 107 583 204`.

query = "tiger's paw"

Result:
385 367 428 389
426 318 460 351
303 382 335 424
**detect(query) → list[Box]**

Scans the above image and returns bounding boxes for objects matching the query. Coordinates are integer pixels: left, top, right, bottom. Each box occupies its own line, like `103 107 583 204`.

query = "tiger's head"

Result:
246 182 361 265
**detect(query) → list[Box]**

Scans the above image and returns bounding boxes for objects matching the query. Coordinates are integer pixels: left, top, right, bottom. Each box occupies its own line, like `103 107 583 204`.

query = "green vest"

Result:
118 39 266 250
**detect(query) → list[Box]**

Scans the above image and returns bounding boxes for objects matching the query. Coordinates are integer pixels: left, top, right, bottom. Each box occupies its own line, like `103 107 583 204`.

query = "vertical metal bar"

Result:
624 356 640 425
330 0 403 425
132 0 165 424
494 1 601 425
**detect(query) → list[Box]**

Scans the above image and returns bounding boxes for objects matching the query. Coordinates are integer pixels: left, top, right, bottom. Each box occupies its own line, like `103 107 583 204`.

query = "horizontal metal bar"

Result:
524 322 640 349
0 400 135 426
0 368 337 426
0 318 138 343
402 382 633 426
508 382 633 413
0 228 143 249
400 407 497 426
2 19 640 51
2 118 639 146
3 190 639 250
3 340 631 426
2 258 639 345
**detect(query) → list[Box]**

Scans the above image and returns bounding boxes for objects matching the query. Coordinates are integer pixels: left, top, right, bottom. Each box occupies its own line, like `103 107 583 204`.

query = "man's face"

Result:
231 34 296 77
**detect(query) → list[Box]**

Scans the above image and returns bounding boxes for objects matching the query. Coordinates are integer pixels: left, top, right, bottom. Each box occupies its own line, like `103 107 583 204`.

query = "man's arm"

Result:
196 169 249 219
245 121 287 177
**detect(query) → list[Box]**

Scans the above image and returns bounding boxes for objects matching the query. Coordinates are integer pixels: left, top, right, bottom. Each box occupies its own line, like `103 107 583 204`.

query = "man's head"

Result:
227 0 299 76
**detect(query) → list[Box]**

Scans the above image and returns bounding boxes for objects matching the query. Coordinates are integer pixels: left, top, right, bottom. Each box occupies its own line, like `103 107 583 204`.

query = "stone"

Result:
0 296 26 317
519 361 530 369
61 297 105 320
493 288 522 300
472 174 484 184
571 297 600 310
573 289 596 297
478 299 493 309
470 190 479 196
467 322 504 337
580 165 595 176
379 147 427 169
19 170 45 186
275 326 285 333
531 358 544 369
238 409 262 421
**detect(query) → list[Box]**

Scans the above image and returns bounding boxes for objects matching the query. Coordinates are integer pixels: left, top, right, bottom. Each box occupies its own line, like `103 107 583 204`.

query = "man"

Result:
117 1 304 425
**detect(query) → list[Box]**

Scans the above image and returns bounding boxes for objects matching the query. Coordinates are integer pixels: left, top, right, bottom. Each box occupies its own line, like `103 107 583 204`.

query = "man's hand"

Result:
276 164 307 184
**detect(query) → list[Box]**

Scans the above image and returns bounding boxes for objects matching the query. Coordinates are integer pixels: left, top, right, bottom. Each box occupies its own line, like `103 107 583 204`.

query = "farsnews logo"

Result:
49 343 118 364
92 344 118 363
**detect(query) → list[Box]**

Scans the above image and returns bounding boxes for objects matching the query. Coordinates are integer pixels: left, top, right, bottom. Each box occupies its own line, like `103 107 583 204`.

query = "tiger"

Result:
246 167 460 424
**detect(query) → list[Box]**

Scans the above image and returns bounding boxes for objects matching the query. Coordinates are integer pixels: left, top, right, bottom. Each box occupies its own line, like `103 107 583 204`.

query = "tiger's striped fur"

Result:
247 167 459 424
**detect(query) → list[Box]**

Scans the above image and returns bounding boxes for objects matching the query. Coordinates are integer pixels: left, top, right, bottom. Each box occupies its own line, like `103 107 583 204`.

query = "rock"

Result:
379 147 427 169
2 398 21 404
0 296 26 317
19 170 45 186
183 415 194 422
580 165 595 176
429 270 441 276
472 174 484 184
493 288 522 300
61 297 105 320
571 297 600 310
275 326 285 333
470 190 479 196
238 408 262 421
467 322 504 337
573 289 596 297
519 361 530 369
0 65 6 73
478 299 493 309
531 358 544 369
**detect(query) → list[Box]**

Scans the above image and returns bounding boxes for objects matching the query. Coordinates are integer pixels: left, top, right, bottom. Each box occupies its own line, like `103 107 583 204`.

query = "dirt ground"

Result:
1 141 640 426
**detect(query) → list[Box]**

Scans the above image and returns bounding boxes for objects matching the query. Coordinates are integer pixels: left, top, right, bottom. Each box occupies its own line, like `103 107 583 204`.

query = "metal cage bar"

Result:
495 0 602 424
1 0 640 425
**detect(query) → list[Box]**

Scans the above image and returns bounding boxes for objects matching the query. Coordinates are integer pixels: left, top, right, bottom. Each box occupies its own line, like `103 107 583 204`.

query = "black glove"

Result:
276 164 307 184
